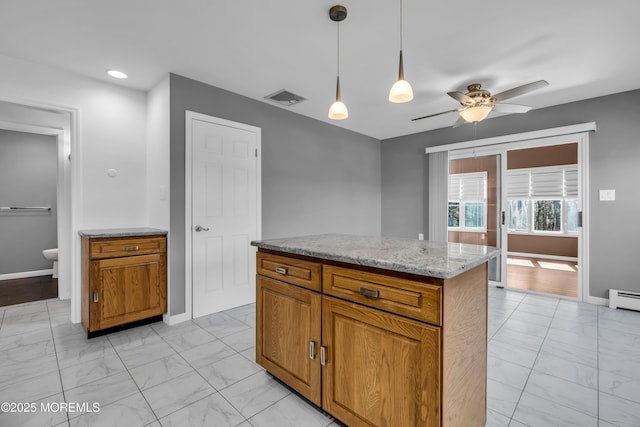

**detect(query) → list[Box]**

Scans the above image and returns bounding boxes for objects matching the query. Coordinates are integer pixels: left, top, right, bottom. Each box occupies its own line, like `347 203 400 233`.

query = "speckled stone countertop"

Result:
251 234 499 279
78 227 168 238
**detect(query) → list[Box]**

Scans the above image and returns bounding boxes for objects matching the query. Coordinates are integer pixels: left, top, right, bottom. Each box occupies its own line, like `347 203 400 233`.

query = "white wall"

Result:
146 75 171 230
0 53 149 322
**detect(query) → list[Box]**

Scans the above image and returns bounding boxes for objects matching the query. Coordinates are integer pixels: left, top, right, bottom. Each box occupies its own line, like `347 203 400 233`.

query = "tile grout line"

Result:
505 296 559 423
46 301 70 427
596 304 600 424
153 318 252 424
108 325 167 426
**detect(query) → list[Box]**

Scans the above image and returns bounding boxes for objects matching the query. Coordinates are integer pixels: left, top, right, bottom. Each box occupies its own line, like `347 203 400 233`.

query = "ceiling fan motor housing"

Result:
463 84 494 107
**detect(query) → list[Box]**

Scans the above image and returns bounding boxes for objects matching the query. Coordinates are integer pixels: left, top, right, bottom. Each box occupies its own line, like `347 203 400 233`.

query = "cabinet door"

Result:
90 254 167 330
322 295 441 427
256 275 322 405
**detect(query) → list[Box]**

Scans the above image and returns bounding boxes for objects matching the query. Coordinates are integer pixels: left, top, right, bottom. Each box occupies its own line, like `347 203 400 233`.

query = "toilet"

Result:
42 248 58 278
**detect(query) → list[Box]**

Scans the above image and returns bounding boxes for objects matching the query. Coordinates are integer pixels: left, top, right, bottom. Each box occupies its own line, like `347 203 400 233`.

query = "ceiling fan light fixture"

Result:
459 105 492 123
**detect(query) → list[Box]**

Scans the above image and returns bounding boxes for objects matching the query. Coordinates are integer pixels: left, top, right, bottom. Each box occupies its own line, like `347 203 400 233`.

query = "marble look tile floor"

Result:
0 289 639 426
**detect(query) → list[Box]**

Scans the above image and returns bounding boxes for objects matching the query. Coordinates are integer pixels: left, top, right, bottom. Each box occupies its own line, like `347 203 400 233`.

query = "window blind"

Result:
506 170 530 198
564 167 578 197
507 165 578 198
448 172 486 202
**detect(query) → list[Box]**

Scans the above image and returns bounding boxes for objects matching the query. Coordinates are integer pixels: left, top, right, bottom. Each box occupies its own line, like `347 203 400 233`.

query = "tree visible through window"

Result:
533 200 562 232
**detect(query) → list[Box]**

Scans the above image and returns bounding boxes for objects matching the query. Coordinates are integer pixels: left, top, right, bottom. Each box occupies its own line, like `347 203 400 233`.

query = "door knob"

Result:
194 225 210 232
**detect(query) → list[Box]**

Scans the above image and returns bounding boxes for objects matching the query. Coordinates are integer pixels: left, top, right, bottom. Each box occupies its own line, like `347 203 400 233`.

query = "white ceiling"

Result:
1 0 639 140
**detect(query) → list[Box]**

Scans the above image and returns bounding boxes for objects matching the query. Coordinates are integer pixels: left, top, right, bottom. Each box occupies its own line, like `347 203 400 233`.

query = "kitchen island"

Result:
251 234 499 427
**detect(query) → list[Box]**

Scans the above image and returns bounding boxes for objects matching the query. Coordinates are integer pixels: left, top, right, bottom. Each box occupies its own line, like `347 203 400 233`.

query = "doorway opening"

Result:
0 129 58 306
441 126 591 301
0 99 77 315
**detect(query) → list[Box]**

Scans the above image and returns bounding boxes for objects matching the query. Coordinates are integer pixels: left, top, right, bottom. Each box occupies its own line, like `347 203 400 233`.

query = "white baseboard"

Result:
0 269 54 281
163 312 190 326
587 296 608 306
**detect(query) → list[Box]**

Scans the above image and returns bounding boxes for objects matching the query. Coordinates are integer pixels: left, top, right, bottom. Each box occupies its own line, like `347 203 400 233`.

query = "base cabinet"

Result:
322 296 441 427
256 250 487 427
82 234 167 336
256 275 321 405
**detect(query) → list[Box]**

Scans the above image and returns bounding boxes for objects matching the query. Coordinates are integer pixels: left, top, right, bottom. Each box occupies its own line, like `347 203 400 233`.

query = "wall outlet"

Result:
599 189 616 201
418 233 424 240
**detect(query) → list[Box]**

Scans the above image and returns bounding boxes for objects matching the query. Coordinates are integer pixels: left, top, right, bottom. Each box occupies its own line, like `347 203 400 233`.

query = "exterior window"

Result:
508 199 528 232
533 200 562 232
448 172 487 231
566 199 579 232
506 165 579 236
464 203 485 229
448 202 460 228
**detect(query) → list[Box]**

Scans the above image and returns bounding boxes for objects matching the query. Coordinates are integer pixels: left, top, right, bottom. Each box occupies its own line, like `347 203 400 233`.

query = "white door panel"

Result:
190 117 258 318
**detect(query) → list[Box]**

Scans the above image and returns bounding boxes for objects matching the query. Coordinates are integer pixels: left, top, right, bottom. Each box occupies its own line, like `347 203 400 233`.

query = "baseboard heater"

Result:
609 289 640 312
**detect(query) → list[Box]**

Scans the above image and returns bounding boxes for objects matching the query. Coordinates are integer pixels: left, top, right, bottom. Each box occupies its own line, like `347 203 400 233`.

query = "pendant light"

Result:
388 0 413 103
328 5 348 120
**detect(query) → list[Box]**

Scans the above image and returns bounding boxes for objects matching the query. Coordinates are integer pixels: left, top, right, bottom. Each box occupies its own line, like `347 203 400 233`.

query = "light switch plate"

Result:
599 189 615 201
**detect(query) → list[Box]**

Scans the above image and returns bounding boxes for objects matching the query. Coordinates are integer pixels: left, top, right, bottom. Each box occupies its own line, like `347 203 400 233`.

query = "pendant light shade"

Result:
328 76 348 120
389 50 414 103
328 5 348 120
389 0 413 103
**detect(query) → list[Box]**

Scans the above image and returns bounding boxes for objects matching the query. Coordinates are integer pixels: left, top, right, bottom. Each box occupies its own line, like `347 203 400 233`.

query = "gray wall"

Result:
169 74 381 315
0 130 57 275
381 89 640 299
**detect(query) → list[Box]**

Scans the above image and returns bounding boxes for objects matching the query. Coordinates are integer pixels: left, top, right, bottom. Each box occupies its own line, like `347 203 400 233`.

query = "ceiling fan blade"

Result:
452 115 467 128
493 80 549 101
492 103 532 113
447 91 473 104
411 109 460 122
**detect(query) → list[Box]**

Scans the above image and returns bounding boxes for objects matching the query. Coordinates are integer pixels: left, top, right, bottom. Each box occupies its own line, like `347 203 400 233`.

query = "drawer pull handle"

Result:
359 287 380 299
93 290 99 303
124 246 139 251
309 341 316 360
275 267 288 275
320 346 327 366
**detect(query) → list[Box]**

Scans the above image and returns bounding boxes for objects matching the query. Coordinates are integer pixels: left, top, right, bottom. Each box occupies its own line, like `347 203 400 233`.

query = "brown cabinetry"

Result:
256 250 487 427
81 233 167 337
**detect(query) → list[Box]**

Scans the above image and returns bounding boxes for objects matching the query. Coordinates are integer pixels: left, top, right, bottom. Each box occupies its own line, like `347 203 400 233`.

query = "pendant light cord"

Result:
399 0 403 50
337 22 340 77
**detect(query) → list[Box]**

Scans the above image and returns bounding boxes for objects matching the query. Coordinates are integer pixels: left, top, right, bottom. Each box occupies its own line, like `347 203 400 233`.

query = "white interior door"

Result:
190 115 259 318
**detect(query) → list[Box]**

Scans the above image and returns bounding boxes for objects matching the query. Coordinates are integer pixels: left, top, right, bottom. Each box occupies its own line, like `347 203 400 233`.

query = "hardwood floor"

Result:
0 276 58 307
506 256 578 298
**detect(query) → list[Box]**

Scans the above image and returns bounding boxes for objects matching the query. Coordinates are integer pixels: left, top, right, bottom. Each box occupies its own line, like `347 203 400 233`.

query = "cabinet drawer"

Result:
323 265 442 325
90 237 166 259
257 252 321 291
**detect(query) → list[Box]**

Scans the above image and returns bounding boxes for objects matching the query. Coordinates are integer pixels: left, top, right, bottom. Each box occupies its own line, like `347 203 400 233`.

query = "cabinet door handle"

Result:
359 287 380 299
93 290 99 303
309 341 316 360
275 267 288 275
320 346 327 366
124 246 139 251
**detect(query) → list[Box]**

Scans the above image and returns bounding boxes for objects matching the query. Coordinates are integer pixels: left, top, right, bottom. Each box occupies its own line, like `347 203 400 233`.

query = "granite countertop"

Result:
251 234 499 279
78 227 168 238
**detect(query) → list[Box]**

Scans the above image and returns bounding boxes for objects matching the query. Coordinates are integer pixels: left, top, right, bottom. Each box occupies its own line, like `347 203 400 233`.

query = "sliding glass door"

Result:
447 153 504 286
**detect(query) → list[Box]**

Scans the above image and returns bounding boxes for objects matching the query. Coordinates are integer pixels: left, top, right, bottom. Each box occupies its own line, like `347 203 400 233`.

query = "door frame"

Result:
184 110 262 320
430 123 593 302
0 99 79 319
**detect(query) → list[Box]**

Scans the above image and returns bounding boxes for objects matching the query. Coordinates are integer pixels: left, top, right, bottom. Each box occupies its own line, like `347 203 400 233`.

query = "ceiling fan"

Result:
412 80 549 127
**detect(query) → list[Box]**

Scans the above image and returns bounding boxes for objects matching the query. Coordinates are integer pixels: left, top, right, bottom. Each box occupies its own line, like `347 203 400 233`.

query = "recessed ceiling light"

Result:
106 69 128 79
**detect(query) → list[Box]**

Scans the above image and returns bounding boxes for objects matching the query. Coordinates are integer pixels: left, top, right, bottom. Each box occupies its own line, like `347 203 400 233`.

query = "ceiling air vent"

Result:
265 89 307 106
